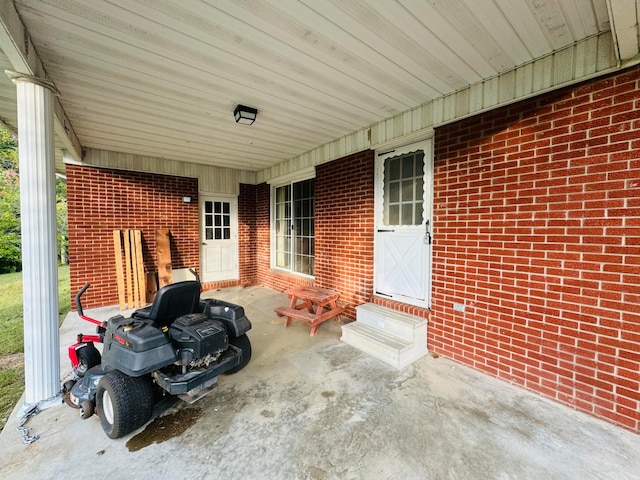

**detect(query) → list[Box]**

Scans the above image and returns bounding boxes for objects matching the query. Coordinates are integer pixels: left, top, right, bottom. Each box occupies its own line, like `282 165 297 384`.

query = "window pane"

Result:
276 250 289 269
294 254 313 276
402 204 413 225
276 185 290 203
415 177 424 202
402 156 414 178
276 233 291 268
402 179 413 202
275 178 314 276
214 202 221 214
276 220 287 234
388 205 399 225
205 201 212 214
389 159 400 181
389 182 399 203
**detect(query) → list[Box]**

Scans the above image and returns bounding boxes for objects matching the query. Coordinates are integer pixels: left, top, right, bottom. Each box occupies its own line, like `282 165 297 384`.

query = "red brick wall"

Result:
66 165 199 307
431 66 640 432
238 183 258 286
254 181 272 286
315 151 375 316
255 151 376 318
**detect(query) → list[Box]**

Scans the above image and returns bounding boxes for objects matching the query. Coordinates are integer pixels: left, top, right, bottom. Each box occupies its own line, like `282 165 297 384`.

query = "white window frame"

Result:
269 169 316 279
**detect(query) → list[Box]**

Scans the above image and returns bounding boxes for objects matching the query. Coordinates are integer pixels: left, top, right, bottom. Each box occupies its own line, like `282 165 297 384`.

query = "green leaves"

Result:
0 125 68 271
0 129 20 273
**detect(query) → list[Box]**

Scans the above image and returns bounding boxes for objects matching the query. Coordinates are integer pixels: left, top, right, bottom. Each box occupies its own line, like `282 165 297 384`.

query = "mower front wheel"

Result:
63 379 80 409
96 371 154 439
74 344 101 378
80 400 94 419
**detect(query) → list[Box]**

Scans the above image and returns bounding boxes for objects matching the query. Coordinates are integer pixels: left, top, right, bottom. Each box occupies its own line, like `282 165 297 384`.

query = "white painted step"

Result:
355 303 426 341
340 303 428 370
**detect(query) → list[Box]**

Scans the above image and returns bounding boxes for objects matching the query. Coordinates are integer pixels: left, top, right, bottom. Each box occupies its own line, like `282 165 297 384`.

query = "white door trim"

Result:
200 195 239 283
374 139 434 308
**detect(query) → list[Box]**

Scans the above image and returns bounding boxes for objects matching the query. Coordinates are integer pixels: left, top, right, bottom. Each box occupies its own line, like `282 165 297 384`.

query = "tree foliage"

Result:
0 128 20 273
0 125 68 272
56 177 68 263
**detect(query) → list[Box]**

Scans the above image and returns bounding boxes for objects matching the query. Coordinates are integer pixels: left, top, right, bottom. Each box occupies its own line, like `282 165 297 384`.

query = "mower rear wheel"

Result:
224 334 251 374
74 344 101 378
96 371 154 439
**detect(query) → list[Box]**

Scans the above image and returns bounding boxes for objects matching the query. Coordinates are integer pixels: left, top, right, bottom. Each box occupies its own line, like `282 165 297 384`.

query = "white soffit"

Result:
0 0 632 176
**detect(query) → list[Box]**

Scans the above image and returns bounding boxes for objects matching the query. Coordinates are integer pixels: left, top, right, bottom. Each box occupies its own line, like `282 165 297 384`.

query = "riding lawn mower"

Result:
63 280 252 439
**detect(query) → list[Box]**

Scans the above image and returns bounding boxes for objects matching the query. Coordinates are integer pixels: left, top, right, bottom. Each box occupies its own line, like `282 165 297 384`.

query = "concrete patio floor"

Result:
1 285 639 480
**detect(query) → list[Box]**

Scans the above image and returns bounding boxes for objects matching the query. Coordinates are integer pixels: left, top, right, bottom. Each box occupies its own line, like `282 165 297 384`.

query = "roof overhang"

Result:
0 1 638 180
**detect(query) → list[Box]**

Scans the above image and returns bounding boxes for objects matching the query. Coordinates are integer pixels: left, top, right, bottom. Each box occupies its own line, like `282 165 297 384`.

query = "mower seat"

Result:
132 280 201 330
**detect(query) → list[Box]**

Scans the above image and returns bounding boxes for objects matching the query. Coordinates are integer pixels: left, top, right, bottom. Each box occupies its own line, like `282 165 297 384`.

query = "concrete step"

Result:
355 303 426 342
341 303 428 370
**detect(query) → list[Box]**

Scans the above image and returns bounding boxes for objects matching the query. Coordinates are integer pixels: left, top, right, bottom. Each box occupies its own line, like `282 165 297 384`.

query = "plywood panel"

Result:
112 229 146 309
156 229 173 288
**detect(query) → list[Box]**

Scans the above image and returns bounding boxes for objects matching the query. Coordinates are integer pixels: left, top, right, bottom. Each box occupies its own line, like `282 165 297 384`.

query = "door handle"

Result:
424 220 432 245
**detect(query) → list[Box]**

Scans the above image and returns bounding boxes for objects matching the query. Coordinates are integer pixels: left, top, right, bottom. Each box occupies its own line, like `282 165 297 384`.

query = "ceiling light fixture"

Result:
234 104 258 125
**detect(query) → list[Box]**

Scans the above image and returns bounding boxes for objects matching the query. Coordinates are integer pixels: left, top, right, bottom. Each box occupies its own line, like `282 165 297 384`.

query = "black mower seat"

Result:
132 280 201 329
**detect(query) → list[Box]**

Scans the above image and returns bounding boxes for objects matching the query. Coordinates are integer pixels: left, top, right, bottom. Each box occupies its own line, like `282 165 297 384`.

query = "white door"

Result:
200 196 238 283
375 140 433 307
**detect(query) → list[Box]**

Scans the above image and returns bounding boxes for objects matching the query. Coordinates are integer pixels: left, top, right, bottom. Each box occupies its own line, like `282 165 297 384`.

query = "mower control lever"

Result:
74 283 103 326
75 283 90 317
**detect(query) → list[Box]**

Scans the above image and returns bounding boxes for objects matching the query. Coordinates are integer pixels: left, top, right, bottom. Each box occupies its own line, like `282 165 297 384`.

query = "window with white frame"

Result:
273 178 315 276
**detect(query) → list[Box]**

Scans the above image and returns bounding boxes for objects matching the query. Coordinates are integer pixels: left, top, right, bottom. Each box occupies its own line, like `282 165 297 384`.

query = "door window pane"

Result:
204 200 231 241
383 151 425 226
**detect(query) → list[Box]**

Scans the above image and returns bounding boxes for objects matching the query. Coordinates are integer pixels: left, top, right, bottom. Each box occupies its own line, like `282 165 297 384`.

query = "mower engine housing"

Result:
169 313 228 358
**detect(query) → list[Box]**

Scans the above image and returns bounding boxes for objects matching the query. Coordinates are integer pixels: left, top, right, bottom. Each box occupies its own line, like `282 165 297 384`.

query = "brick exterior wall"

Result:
66 165 200 307
238 183 258 286
315 151 375 317
431 65 640 432
254 151 376 319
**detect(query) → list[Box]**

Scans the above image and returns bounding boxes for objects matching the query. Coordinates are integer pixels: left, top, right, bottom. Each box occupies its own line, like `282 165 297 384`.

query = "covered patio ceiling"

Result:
0 0 638 174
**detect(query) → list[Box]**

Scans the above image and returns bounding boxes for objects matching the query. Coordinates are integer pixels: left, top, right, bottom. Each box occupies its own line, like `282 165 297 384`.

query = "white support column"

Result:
9 72 61 410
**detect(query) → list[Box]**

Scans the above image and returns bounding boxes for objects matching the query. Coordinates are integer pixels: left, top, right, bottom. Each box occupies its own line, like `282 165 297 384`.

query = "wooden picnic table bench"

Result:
274 286 344 336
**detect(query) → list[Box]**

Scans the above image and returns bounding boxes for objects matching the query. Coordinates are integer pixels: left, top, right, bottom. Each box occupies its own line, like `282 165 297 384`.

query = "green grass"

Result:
0 265 70 432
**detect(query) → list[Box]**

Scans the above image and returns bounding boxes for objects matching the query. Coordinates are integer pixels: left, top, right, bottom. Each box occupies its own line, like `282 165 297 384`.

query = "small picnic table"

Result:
274 286 344 336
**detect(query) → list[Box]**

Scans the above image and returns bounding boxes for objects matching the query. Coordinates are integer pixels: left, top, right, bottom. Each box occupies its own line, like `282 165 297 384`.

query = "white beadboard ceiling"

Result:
0 0 635 174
